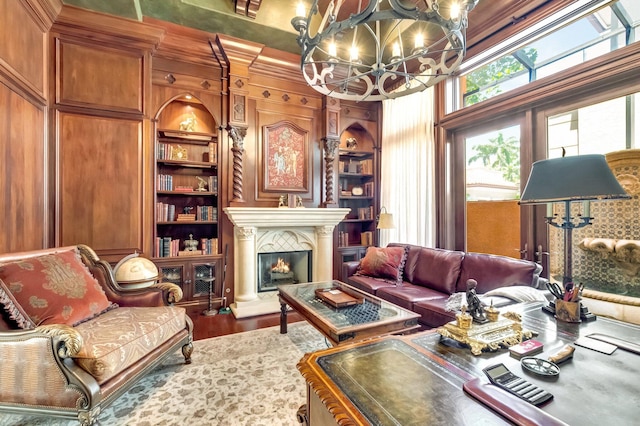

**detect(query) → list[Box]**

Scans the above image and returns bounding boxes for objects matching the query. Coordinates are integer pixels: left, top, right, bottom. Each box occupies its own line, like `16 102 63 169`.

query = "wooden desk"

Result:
278 280 420 346
298 302 640 425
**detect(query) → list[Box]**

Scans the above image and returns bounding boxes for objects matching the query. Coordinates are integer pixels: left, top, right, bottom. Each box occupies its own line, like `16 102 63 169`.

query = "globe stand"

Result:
202 276 218 316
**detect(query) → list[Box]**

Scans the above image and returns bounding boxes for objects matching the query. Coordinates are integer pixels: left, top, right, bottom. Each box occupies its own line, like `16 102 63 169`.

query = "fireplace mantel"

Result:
224 207 349 318
224 207 351 228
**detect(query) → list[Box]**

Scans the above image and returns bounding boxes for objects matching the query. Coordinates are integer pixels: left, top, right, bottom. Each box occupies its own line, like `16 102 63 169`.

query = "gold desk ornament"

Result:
456 305 473 329
485 300 500 322
438 311 533 356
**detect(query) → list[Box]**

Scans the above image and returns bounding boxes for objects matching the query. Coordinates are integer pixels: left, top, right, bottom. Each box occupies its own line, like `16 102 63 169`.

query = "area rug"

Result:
0 322 328 426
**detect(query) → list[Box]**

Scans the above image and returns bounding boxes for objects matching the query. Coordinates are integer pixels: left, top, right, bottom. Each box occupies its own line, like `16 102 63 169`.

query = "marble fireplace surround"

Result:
223 207 349 318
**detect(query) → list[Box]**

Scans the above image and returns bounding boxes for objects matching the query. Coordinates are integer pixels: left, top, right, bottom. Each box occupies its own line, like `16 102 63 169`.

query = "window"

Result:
455 0 640 109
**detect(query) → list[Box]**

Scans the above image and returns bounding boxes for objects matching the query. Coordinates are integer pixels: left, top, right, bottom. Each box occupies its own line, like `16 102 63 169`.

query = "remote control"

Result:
482 363 553 406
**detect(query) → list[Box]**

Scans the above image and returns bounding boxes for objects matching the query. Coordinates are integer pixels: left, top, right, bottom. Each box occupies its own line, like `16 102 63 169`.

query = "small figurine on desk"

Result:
466 279 488 323
278 195 287 208
295 195 304 208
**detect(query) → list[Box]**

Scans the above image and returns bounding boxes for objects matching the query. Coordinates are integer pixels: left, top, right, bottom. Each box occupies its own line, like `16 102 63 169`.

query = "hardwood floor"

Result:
184 304 303 341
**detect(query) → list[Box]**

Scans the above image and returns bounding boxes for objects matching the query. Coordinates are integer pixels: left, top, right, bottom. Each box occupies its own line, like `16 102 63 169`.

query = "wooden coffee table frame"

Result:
278 280 420 346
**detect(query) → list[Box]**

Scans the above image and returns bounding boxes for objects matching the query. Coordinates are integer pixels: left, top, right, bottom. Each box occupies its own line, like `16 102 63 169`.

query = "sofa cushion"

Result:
72 306 187 384
455 252 541 293
346 274 396 295
387 243 422 283
357 246 407 284
413 299 458 328
376 284 448 311
0 249 116 328
410 247 465 295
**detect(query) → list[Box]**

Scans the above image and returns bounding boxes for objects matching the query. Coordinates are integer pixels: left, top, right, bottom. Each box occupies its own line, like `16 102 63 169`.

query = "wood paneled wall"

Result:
0 0 59 253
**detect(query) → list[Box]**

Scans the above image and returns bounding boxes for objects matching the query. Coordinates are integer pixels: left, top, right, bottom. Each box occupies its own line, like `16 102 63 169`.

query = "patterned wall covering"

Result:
549 150 640 297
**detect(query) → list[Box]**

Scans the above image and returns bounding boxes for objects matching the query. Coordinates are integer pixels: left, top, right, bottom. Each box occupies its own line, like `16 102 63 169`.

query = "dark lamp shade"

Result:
519 154 630 204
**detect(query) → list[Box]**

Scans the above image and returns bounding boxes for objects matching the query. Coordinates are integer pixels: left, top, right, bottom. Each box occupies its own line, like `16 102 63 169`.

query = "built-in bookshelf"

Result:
333 119 380 281
337 148 376 248
155 129 219 257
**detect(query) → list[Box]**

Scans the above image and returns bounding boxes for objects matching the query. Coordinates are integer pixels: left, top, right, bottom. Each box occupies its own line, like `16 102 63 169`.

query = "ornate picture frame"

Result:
262 121 309 193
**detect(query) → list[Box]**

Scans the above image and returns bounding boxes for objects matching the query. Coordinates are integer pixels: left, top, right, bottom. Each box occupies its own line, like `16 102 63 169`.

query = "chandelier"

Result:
291 0 480 101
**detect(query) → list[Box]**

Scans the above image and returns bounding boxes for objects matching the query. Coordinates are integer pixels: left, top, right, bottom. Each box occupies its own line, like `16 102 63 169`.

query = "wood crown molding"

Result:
52 5 165 52
143 17 223 68
19 0 63 31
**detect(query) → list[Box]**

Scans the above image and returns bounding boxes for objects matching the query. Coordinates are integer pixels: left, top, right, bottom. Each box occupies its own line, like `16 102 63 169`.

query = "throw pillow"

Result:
358 246 407 284
483 286 548 303
0 249 116 328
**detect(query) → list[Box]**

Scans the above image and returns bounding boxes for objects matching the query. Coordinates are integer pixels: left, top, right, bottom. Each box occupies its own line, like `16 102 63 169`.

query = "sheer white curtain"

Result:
380 87 435 247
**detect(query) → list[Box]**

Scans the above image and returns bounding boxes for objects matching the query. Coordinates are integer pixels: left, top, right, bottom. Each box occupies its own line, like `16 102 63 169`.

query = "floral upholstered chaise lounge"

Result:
0 245 193 425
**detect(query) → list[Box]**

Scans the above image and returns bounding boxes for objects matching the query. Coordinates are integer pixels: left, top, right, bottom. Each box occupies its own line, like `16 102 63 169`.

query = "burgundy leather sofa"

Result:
342 243 545 328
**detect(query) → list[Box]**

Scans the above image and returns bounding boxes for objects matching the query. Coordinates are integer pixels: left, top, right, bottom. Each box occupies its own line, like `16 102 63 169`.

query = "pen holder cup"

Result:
555 300 582 323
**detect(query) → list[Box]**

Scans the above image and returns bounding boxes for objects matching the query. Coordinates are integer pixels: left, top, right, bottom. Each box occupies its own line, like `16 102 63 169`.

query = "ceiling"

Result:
62 0 559 57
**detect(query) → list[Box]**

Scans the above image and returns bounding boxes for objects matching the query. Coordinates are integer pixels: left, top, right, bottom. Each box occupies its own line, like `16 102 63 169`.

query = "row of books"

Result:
357 206 374 220
157 142 218 163
196 206 218 221
338 231 374 248
200 238 218 255
154 237 218 257
360 231 373 246
156 203 217 222
338 231 350 247
156 175 218 193
155 237 181 258
339 158 374 174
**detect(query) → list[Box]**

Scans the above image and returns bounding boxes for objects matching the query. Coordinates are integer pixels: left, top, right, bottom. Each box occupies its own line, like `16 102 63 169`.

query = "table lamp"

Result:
519 154 630 319
377 207 395 229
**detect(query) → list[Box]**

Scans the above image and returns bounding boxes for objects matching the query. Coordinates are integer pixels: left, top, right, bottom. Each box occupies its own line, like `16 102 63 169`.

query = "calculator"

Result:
482 363 553 406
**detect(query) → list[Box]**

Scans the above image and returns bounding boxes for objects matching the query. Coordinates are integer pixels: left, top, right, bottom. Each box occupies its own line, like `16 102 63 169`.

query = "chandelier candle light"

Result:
291 0 480 101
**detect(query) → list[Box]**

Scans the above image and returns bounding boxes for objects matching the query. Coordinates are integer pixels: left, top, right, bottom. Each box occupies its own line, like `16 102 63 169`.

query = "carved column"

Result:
323 137 340 206
233 226 257 302
315 225 336 281
227 124 247 203
323 97 341 207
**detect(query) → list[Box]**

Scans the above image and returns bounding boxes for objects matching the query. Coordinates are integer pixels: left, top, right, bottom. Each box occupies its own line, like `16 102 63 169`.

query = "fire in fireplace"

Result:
257 250 311 292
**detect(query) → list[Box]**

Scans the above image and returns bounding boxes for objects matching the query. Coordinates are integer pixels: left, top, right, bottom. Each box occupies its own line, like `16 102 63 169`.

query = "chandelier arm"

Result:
294 0 479 102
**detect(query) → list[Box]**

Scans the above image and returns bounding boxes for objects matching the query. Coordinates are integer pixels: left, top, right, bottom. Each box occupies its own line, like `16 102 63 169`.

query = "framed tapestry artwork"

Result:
262 121 309 193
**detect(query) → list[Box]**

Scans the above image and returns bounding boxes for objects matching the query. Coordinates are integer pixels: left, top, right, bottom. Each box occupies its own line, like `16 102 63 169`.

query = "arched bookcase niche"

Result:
151 93 224 307
333 121 380 279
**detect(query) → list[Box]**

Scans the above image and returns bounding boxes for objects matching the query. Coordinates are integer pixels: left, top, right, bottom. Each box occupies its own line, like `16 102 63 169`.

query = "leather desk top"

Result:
298 302 640 425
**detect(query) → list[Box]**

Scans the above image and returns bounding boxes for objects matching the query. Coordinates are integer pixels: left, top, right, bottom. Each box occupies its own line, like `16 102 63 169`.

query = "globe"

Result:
114 253 159 289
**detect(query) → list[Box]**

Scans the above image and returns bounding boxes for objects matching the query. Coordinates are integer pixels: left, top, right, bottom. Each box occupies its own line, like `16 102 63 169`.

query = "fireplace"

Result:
223 207 349 318
257 250 311 292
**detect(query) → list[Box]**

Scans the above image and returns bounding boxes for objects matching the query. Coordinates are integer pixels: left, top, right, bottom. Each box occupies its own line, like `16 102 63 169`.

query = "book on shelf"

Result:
357 206 374 220
200 237 218 255
208 176 218 195
178 250 204 256
156 203 176 222
196 206 217 221
156 174 173 191
176 213 196 221
360 159 373 174
338 231 350 247
360 231 373 246
174 186 194 192
363 182 374 197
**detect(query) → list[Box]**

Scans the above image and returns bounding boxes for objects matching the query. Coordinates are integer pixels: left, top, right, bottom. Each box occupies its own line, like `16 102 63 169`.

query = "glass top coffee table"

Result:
278 280 420 346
